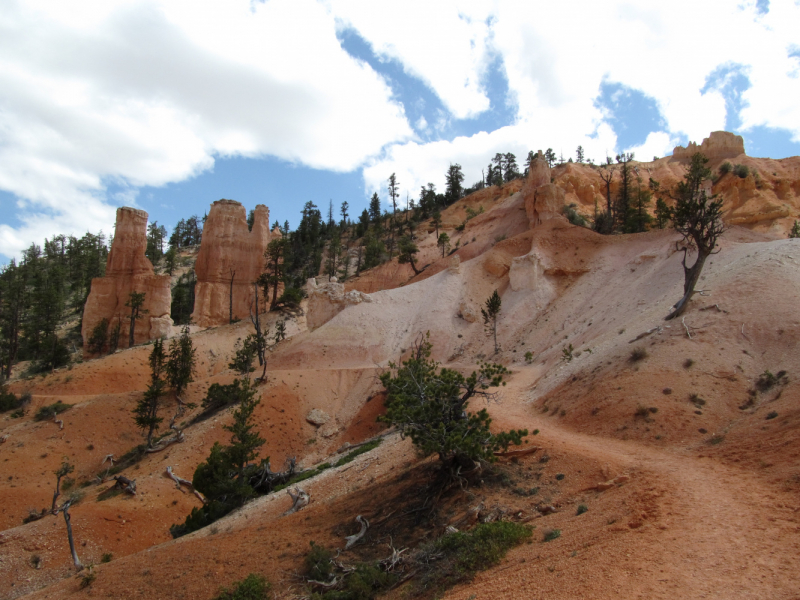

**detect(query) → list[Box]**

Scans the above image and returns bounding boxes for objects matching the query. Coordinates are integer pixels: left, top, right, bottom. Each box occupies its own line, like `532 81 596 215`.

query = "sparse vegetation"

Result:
629 347 648 362
766 411 778 420
562 344 574 362
733 164 749 178
524 351 534 364
543 528 561 542
213 573 271 600
417 522 532 593
79 570 96 589
756 370 788 392
719 161 733 175
683 358 694 369
34 400 72 422
101 552 113 563
576 504 588 515
690 394 706 407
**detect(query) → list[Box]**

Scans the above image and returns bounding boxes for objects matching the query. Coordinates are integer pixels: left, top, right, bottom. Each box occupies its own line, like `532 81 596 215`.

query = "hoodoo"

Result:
81 207 172 355
523 150 565 227
191 200 271 327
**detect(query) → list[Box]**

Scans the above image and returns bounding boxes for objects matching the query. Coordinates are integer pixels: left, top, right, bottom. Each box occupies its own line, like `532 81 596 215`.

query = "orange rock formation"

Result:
81 207 172 355
523 150 565 227
191 200 271 327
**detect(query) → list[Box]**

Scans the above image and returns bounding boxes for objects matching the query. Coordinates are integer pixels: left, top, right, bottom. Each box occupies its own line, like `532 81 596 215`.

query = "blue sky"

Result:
1 0 799 259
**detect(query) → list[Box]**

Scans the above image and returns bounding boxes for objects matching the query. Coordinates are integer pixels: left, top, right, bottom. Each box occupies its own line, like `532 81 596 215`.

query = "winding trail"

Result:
467 370 800 599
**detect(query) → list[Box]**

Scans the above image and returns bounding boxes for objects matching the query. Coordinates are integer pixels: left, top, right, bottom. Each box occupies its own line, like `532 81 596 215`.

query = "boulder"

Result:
81 207 172 356
306 409 330 427
306 281 372 330
458 301 479 323
672 131 745 161
191 200 272 327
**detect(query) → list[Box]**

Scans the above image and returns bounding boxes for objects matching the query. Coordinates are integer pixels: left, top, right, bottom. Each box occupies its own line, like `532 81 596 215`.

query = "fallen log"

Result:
344 515 369 549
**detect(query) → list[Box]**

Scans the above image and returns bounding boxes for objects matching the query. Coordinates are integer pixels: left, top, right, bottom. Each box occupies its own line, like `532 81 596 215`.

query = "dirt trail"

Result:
465 370 800 599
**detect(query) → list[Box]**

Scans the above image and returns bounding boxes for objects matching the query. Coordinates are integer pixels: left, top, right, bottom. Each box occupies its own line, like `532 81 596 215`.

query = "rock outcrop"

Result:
672 131 745 161
522 150 566 227
306 278 372 331
191 200 271 327
82 207 172 355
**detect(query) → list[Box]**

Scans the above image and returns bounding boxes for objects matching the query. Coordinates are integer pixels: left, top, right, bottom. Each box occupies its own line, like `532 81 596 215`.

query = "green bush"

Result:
629 347 648 362
418 522 532 593
34 400 72 421
719 161 732 175
543 528 561 542
733 164 749 178
576 504 588 515
0 388 25 412
562 203 587 227
214 573 271 600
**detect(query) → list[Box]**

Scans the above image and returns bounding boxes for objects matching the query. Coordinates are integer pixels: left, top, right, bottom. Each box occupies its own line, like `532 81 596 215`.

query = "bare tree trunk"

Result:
128 307 136 348
666 252 707 321
61 501 82 570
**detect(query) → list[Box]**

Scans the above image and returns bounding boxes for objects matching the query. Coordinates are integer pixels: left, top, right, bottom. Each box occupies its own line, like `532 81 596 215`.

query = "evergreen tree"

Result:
125 291 147 348
388 173 399 221
437 232 450 257
261 238 286 309
379 334 527 473
544 148 556 168
368 193 382 224
790 221 800 238
397 236 421 275
576 145 585 163
666 153 725 320
133 339 166 448
504 153 520 182
166 325 196 405
445 164 465 204
481 290 502 354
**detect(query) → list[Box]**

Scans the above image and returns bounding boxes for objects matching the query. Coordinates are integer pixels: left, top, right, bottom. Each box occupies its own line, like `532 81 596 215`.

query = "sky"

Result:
1 0 800 260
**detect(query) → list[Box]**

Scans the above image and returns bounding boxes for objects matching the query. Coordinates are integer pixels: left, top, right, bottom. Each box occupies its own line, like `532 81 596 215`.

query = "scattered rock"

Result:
458 301 479 323
306 409 330 427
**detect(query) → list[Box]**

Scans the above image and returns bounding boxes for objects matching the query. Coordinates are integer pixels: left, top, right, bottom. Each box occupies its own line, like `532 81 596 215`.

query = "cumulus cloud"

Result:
2 0 800 256
0 0 411 257
361 0 800 200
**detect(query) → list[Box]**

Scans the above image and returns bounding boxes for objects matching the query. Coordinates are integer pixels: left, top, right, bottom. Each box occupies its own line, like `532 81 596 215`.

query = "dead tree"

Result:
51 460 74 514
55 497 83 570
344 515 369 549
665 153 725 321
112 475 137 495
166 466 206 503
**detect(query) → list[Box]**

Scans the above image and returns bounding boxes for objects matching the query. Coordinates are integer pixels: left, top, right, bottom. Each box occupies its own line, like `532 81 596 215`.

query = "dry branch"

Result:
628 327 662 343
112 475 137 495
165 466 205 503
493 446 541 458
283 486 309 515
682 317 692 339
344 515 369 549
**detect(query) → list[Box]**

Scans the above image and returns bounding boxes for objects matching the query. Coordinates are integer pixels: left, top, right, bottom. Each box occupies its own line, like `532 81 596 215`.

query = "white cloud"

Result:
0 0 412 257
328 0 494 119
3 0 800 257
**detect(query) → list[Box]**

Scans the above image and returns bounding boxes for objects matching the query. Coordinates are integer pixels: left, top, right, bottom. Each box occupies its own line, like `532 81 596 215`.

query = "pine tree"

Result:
576 145 585 163
790 221 800 238
445 164 464 204
397 236 421 275
125 291 147 348
481 290 502 354
666 153 725 320
167 325 196 407
379 334 527 473
133 339 166 448
438 232 450 257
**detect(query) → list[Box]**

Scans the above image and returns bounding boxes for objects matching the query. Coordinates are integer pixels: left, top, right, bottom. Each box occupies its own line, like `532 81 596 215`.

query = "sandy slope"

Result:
3 173 800 598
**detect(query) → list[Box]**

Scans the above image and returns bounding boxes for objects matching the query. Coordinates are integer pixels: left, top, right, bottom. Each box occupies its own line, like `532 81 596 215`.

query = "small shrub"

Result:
629 347 648 362
305 542 334 582
101 552 113 564
648 407 658 414
683 358 694 369
418 522 532 592
634 405 650 418
733 164 749 178
34 401 72 422
555 473 565 481
766 411 778 420
213 573 271 600
562 344 574 362
30 554 42 569
576 504 588 515
690 394 706 407
455 222 466 232
719 161 733 175
708 435 725 445
543 528 561 542
563 203 587 227
79 571 96 589
524 351 534 364
0 387 24 412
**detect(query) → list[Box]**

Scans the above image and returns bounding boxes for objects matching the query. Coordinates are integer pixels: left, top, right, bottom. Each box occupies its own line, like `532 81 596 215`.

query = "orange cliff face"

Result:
81 207 171 356
191 200 271 327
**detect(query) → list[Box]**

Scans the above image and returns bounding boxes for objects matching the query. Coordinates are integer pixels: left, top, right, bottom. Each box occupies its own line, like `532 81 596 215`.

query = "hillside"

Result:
2 134 800 599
